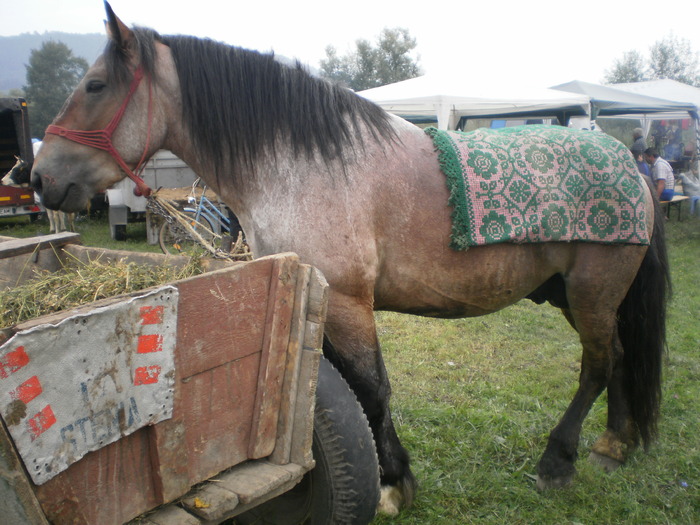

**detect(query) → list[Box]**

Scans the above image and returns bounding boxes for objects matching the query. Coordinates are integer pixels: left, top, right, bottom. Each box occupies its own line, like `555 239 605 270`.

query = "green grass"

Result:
0 212 161 253
2 208 699 524
374 212 700 524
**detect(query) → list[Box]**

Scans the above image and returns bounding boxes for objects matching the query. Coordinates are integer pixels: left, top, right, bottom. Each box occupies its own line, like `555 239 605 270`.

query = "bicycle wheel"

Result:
158 212 218 256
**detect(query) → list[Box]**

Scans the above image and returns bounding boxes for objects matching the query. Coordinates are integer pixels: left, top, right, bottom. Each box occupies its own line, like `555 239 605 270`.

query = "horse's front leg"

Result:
322 291 416 516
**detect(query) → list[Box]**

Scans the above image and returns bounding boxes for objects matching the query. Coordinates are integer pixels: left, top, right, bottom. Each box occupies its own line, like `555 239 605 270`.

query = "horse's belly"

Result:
374 242 570 317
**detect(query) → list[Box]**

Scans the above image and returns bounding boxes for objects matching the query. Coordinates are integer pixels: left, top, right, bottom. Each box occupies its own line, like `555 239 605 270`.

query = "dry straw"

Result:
0 251 204 329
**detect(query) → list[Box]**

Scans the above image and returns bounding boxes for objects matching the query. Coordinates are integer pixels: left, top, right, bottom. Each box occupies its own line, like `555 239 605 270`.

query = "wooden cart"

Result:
0 233 379 524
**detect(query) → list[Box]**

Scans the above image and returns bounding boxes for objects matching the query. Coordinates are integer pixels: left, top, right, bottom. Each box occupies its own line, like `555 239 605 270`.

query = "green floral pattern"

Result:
425 125 650 249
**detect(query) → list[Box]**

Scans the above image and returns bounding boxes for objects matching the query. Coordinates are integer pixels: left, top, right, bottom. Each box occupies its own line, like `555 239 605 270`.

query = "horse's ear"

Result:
103 1 132 49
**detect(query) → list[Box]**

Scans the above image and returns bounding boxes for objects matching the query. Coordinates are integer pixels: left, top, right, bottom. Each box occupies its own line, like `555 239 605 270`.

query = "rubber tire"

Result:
158 212 216 255
232 357 380 525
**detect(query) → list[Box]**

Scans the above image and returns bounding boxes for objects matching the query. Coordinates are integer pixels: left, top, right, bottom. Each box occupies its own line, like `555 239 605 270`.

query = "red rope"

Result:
46 65 153 197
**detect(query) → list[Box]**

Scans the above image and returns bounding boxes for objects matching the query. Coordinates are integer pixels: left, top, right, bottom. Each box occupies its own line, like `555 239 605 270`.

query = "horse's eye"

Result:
86 80 106 94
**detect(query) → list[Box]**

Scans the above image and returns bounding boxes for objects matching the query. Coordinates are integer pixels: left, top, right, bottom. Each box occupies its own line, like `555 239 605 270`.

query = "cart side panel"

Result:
152 254 299 494
174 259 276 378
0 419 49 525
34 427 159 524
248 255 298 459
0 233 80 291
184 354 261 462
3 253 306 524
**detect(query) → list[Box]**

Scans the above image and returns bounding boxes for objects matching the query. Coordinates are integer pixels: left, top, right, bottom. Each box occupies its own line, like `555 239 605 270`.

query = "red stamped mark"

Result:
10 375 43 404
140 305 164 325
28 405 56 441
134 365 161 385
137 334 163 354
0 346 30 379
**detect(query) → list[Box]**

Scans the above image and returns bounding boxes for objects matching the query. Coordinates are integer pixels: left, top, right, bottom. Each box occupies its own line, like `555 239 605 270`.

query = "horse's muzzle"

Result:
30 170 43 197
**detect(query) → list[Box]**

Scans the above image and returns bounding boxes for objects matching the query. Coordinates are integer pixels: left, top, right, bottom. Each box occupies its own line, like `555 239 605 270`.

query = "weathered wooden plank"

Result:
214 461 295 505
0 419 49 524
289 349 321 468
248 255 299 459
0 232 80 260
305 267 328 324
303 268 328 351
178 352 261 485
180 484 240 521
34 429 161 525
62 244 236 273
269 264 311 465
303 320 324 352
137 505 200 525
174 260 275 379
148 417 189 503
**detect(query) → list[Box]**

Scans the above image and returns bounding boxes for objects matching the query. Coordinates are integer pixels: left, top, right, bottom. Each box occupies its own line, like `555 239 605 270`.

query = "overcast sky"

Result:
3 0 700 88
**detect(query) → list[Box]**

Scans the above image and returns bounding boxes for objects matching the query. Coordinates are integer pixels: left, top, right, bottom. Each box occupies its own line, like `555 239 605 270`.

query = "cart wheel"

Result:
232 357 380 525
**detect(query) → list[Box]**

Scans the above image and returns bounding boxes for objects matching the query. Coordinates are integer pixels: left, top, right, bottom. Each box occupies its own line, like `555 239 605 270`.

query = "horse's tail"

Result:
617 194 671 448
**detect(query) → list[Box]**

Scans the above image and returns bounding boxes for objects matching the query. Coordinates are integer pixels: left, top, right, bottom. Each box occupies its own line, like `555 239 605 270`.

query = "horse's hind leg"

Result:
536 255 638 489
322 292 415 516
557 308 638 473
588 353 639 472
536 306 616 489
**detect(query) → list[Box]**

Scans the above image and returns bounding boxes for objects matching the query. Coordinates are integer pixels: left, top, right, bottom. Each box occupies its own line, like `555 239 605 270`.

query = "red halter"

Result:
45 65 153 197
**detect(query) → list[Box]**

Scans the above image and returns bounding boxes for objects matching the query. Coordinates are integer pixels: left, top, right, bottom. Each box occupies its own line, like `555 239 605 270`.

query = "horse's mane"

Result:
104 27 396 182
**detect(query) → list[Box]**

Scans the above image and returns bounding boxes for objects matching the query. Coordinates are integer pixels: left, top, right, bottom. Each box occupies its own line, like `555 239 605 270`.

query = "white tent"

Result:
613 79 700 119
614 79 700 174
358 74 590 130
551 80 696 119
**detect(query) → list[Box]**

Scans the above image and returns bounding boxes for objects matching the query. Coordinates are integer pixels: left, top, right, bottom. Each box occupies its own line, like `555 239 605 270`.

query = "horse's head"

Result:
31 2 176 212
2 156 31 187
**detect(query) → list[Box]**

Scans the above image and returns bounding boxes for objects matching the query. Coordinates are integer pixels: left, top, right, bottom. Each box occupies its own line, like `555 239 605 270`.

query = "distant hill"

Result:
0 32 106 92
0 32 318 94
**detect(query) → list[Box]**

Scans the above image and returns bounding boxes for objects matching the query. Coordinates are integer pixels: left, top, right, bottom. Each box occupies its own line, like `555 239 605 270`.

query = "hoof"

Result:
378 485 402 516
377 473 417 516
535 473 573 491
589 451 623 473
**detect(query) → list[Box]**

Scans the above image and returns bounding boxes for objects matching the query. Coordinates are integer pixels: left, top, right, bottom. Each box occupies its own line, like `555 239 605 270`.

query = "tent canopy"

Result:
358 74 590 130
550 80 697 119
612 79 700 119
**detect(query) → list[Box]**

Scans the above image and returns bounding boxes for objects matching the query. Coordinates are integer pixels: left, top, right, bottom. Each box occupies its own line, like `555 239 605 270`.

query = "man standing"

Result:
630 128 646 157
643 148 675 201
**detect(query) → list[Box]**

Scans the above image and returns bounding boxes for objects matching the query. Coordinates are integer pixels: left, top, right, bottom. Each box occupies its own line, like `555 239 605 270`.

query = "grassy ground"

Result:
2 208 698 524
0 212 160 253
373 212 700 524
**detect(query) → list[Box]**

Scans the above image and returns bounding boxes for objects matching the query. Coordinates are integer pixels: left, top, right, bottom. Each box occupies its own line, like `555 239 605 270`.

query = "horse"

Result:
32 3 669 516
3 155 75 233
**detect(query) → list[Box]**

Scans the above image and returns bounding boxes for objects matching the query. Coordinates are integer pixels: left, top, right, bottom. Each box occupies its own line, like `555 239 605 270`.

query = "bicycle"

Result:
152 179 250 259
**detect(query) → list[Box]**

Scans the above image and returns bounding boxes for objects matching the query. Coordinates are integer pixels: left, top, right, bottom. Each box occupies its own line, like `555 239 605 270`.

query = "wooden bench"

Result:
660 195 689 221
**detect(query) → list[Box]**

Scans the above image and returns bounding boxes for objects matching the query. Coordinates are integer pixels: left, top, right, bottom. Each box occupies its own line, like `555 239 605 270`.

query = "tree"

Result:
24 41 88 137
648 34 700 86
604 34 700 87
603 50 646 84
320 28 421 91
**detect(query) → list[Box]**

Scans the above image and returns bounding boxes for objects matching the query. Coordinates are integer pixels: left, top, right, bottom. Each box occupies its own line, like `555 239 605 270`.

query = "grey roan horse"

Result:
32 3 669 516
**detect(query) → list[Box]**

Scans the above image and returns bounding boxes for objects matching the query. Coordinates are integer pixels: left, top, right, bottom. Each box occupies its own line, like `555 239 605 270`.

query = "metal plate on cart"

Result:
0 286 178 485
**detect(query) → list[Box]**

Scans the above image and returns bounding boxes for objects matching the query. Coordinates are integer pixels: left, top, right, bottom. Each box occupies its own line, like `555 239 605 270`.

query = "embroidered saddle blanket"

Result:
425 125 650 250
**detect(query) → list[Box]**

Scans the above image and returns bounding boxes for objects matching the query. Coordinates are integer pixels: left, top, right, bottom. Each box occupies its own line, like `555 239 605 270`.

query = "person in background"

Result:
630 127 646 157
643 148 675 201
634 152 651 182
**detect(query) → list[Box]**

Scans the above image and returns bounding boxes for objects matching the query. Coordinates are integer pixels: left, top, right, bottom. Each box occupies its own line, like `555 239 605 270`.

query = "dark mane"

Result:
104 27 396 182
